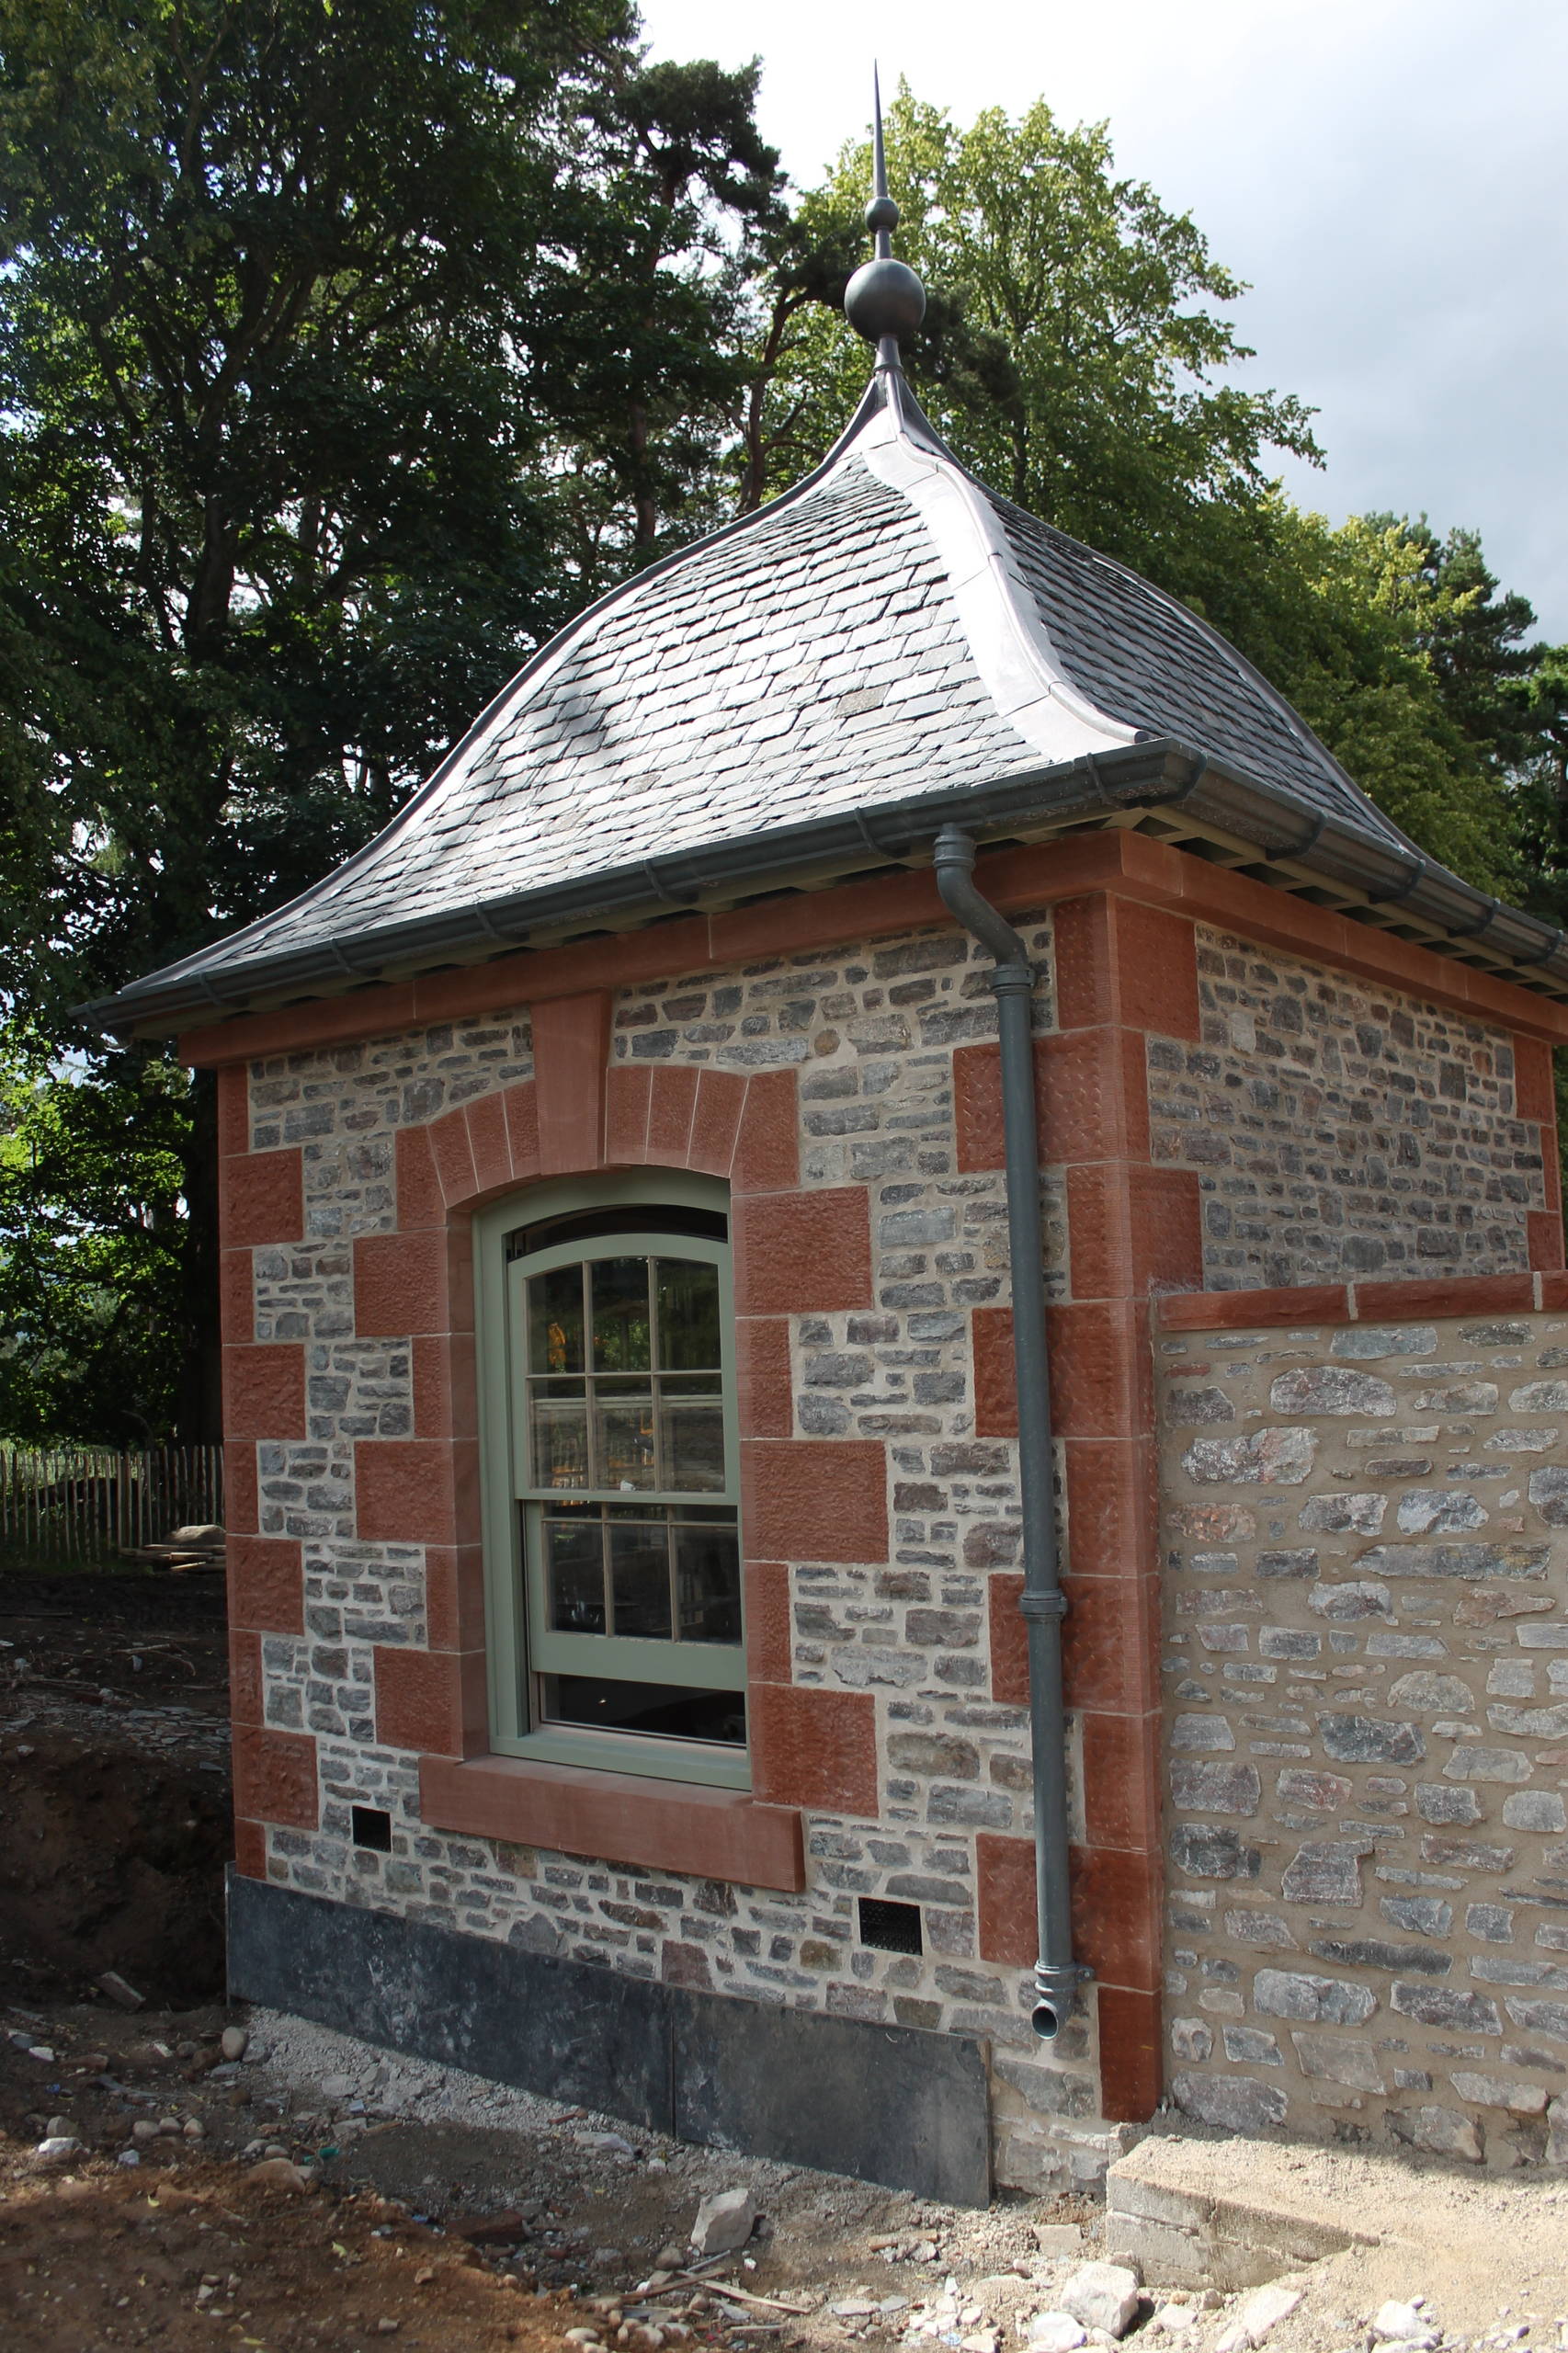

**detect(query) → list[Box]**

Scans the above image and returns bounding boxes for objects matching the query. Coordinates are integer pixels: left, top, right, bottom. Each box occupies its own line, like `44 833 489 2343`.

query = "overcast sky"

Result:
638 0 1568 641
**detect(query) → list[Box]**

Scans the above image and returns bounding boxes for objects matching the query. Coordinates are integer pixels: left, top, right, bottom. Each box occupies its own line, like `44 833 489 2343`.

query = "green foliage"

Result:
0 0 783 1012
0 1040 190 1443
1224 504 1529 898
1477 619 1568 930
0 0 782 1438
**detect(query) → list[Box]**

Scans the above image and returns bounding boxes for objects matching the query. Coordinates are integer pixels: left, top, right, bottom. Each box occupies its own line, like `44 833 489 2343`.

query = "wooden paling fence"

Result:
0 1446 224 1563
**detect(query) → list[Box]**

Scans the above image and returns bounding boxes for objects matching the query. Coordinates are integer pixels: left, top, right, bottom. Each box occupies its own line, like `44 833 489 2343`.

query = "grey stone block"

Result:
1253 1969 1377 2025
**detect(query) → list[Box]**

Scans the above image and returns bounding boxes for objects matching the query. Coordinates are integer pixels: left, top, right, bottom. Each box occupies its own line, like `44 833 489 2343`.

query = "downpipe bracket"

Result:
1018 1587 1067 1622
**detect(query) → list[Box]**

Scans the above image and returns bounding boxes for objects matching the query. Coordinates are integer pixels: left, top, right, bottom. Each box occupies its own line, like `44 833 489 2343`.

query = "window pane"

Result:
596 1392 656 1489
660 1397 726 1493
655 1258 721 1371
541 1676 746 1747
592 1257 651 1372
530 1392 590 1489
544 1512 605 1633
608 1518 673 1640
676 1520 742 1644
528 1265 584 1375
514 1217 744 1768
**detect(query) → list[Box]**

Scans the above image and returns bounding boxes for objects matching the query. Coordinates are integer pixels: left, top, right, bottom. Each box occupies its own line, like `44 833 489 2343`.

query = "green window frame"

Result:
474 1170 747 1789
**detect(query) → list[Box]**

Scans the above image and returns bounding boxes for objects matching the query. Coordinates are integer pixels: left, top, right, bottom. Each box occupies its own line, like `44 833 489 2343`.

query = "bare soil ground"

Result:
0 1995 1089 2353
1 2154 574 2353
6 1567 1568 2353
0 1570 230 2005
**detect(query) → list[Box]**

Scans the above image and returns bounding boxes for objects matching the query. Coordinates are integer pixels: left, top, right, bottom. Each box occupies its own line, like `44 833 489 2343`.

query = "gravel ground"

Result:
215 2011 1568 2353
6 1994 1568 2353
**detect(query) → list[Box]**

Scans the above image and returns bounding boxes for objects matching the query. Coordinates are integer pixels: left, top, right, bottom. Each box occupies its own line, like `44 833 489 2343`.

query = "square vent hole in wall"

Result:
351 1805 392 1853
858 1897 923 1955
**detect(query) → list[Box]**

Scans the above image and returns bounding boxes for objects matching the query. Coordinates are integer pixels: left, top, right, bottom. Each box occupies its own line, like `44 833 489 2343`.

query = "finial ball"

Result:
845 256 926 346
865 192 900 234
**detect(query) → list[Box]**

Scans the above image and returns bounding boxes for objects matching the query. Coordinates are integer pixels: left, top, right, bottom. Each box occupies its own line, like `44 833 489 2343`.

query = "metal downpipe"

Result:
933 826 1088 2040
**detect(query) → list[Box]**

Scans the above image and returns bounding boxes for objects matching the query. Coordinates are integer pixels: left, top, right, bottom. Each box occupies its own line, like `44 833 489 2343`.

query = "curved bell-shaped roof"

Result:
98 363 1565 1032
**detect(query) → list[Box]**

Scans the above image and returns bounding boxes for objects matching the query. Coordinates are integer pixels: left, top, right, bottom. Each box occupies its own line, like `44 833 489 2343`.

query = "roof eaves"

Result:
1175 766 1568 991
86 739 1198 1037
91 736 1568 1040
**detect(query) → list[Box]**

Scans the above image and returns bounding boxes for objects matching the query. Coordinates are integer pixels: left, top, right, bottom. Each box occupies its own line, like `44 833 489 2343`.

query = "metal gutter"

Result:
85 740 1196 1034
932 825 1086 2040
85 734 1568 1039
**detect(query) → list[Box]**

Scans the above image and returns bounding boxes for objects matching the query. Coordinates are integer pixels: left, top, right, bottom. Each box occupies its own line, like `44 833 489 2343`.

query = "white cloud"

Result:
639 0 1568 637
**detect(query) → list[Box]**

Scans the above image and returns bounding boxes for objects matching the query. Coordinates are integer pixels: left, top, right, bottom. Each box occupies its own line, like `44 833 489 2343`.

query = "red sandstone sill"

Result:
418 1753 804 1891
1156 1269 1551 1335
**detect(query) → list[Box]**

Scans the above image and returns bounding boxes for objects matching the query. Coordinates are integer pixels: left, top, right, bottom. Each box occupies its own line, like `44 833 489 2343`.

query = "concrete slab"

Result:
1107 2135 1381 2288
1108 2127 1568 2325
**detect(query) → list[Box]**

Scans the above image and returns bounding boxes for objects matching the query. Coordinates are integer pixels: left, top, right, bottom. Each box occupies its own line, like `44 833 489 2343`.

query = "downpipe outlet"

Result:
1032 1959 1085 2042
932 826 1091 2043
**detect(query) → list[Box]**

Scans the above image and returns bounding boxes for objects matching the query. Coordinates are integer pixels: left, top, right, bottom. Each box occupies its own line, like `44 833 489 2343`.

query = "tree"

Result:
1218 505 1526 899
0 1036 191 1445
562 57 786 560
0 0 782 1438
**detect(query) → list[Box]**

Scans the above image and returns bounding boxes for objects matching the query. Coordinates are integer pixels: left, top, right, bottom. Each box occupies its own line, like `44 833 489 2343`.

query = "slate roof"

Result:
993 501 1370 837
97 366 1562 1030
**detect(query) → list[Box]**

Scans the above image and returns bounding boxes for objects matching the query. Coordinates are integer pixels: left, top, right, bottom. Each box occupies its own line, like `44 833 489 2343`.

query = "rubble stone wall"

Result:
1158 1279 1568 2166
1157 925 1553 1291
226 911 1126 2194
215 873 1565 2192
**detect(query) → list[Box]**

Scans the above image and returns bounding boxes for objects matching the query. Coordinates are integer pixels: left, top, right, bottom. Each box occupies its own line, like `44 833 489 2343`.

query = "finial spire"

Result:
844 66 926 369
870 63 893 257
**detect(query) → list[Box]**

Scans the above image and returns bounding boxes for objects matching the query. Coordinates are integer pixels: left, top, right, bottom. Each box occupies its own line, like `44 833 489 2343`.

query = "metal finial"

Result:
844 64 926 366
867 63 898 252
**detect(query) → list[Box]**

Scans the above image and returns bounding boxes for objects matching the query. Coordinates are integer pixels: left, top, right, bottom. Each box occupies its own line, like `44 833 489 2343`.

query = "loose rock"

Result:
1372 2304 1436 2347
1026 2317 1088 2353
1215 2287 1303 2351
222 2026 250 2062
246 2156 315 2191
689 2187 757 2257
1058 2266 1142 2341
